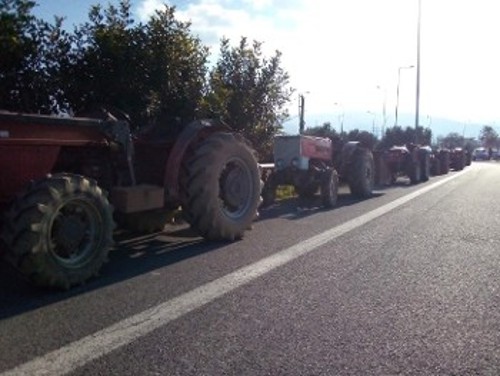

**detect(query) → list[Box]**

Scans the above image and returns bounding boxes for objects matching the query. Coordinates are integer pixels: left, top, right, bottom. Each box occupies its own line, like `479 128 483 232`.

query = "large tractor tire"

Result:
1 173 114 289
321 169 339 208
439 152 450 175
431 158 441 176
181 132 261 241
408 160 421 184
348 147 374 198
420 152 430 182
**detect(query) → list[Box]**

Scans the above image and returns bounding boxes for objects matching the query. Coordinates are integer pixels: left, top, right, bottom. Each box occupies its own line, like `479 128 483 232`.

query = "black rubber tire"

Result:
261 178 276 208
420 152 430 182
348 147 374 198
455 154 466 170
0 173 114 289
408 161 421 184
181 132 261 241
431 158 441 176
465 153 472 166
321 169 339 208
439 152 450 174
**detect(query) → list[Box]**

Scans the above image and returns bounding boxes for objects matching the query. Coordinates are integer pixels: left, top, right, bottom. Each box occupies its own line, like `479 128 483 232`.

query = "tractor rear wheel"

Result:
321 169 339 208
420 152 430 182
431 158 441 176
348 147 374 198
1 173 114 289
181 132 261 241
408 161 421 184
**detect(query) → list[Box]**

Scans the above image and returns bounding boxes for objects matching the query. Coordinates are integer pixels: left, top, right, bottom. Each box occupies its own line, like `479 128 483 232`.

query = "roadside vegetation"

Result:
1 0 495 159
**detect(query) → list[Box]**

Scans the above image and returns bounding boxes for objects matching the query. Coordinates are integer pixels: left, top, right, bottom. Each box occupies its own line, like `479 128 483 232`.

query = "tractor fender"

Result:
340 141 361 176
341 141 361 164
163 119 230 203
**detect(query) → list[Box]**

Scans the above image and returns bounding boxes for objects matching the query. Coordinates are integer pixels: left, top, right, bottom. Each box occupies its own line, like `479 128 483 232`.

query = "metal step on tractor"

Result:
0 110 262 289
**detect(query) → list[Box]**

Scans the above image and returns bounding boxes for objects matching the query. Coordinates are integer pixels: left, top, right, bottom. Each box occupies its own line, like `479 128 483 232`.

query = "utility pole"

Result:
415 0 422 144
299 94 305 134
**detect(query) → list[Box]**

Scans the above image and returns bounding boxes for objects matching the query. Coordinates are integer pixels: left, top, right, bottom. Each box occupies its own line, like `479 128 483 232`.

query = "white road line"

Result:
2 170 468 376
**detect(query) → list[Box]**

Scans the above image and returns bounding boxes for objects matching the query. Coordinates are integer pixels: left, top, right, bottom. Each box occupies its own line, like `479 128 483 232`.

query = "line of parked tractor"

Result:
259 133 471 210
0 110 471 290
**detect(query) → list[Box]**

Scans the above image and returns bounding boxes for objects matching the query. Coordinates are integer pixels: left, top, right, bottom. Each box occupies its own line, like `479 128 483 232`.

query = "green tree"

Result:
61 1 209 129
437 132 464 149
479 125 498 148
204 37 293 158
379 125 432 149
345 129 378 149
304 122 339 139
0 0 71 113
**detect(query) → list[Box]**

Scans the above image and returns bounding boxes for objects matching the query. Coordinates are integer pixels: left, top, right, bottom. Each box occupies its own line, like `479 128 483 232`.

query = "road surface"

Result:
1 162 500 375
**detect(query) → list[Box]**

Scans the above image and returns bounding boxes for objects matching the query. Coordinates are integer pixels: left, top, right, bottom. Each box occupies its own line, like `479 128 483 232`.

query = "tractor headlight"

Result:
276 159 285 170
291 157 299 168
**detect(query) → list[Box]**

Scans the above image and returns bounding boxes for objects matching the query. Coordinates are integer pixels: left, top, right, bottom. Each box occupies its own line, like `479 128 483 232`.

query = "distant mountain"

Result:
282 111 485 140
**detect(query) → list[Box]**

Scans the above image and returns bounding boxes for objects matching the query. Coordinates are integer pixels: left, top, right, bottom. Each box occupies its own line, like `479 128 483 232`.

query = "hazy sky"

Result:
33 0 500 131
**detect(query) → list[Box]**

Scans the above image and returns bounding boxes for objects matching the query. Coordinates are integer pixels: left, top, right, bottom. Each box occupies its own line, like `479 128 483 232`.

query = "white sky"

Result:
137 0 500 128
33 0 500 133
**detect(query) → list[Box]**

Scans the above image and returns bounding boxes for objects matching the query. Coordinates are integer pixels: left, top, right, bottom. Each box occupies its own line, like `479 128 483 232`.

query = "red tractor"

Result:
384 144 431 184
449 147 467 171
430 149 450 176
0 111 261 289
261 134 375 208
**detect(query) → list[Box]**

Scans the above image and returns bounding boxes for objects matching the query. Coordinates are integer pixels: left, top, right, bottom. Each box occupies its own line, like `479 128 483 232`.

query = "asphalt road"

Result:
1 162 500 375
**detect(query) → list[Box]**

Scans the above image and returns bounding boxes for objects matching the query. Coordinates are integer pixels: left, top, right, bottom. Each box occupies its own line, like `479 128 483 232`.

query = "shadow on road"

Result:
0 224 227 320
0 184 392 318
259 190 385 221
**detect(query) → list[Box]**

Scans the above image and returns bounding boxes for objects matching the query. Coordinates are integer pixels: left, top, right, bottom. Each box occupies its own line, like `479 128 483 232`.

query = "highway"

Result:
1 162 500 375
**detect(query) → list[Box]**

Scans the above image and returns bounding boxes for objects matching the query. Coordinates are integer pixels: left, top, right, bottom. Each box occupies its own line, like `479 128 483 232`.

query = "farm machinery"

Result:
261 135 374 208
0 111 262 289
449 147 467 171
383 144 431 184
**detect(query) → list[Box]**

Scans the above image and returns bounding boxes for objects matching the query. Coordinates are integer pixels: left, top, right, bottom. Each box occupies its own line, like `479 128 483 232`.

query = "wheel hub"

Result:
54 215 87 255
220 160 251 217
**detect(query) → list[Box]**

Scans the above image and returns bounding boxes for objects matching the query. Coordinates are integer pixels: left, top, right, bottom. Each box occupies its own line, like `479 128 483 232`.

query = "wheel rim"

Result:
49 198 103 268
219 157 254 219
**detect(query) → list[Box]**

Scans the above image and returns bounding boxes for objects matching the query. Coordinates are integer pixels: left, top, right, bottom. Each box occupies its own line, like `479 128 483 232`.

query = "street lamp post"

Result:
394 65 414 127
367 111 376 134
415 0 422 143
334 102 344 136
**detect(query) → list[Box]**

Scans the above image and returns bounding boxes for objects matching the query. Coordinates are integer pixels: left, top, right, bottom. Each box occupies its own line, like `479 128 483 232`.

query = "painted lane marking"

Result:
2 169 468 376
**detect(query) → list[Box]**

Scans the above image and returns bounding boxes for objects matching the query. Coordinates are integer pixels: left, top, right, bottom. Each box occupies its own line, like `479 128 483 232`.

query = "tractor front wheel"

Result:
321 169 339 208
348 147 374 198
1 173 114 289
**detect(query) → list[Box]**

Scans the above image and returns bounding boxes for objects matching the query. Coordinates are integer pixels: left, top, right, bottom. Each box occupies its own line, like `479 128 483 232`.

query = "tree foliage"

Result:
378 125 432 149
436 132 464 149
1 0 292 150
304 122 378 150
0 0 71 113
203 37 293 159
62 1 209 129
479 125 498 148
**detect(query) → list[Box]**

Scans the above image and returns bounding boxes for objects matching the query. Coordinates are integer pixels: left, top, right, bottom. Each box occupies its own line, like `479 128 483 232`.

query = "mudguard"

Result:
163 119 230 202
